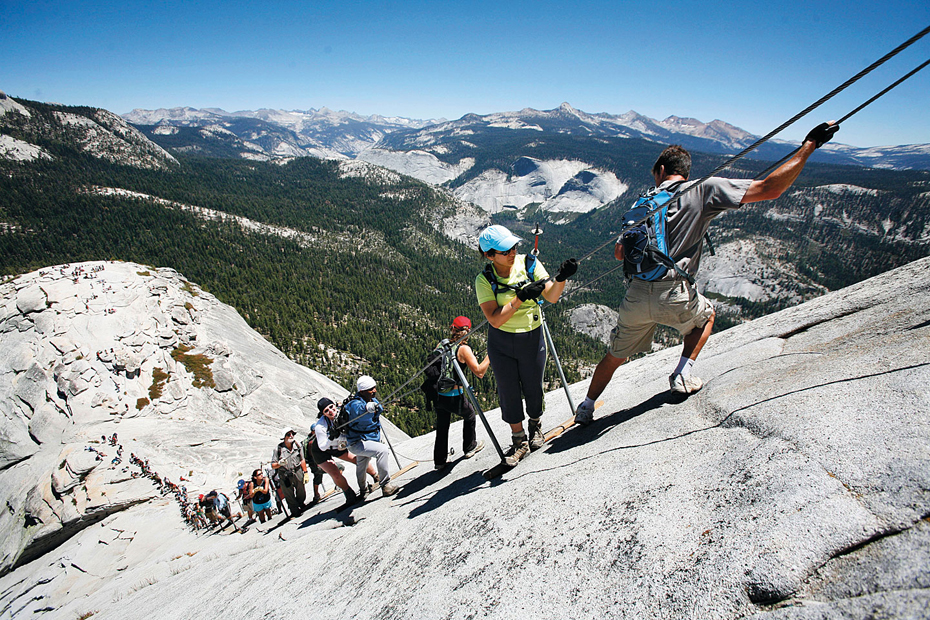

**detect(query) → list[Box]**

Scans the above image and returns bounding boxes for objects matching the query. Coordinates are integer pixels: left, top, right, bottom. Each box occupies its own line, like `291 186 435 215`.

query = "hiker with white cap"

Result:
345 375 399 499
271 427 310 517
476 224 577 465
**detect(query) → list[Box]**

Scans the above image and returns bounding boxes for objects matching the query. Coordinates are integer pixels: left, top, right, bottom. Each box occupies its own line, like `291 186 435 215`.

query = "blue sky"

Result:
4 0 929 146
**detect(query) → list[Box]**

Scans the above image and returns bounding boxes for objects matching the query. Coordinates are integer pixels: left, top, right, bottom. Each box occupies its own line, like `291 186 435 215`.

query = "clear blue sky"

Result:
4 0 929 146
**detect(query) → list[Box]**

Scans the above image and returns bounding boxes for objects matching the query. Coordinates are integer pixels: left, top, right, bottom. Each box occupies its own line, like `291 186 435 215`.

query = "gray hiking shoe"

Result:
381 482 399 497
504 438 531 467
575 400 595 426
669 373 703 395
464 440 485 459
528 418 545 451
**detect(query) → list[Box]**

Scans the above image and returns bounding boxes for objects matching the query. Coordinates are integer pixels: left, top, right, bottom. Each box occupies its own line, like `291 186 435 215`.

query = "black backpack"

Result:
421 341 458 411
327 395 353 439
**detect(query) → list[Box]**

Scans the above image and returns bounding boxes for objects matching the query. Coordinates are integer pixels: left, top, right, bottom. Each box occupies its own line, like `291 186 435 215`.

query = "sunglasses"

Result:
489 247 517 257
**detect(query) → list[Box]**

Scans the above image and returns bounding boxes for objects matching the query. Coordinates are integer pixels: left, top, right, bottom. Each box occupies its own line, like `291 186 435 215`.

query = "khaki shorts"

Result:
609 279 714 359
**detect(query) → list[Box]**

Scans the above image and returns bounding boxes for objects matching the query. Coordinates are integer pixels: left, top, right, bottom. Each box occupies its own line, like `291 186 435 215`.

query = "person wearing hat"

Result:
271 427 310 517
345 375 399 498
309 397 380 510
432 316 490 470
476 224 577 465
250 468 274 523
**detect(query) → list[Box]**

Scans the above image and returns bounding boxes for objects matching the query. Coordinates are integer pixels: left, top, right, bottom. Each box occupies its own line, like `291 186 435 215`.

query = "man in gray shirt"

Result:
575 122 838 424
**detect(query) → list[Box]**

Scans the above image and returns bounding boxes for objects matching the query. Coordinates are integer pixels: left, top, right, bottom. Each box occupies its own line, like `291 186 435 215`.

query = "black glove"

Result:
804 122 839 148
555 258 578 282
516 279 547 301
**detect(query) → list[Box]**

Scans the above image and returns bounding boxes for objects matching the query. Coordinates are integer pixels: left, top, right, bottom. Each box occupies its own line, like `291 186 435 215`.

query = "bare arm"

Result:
458 344 489 379
480 298 524 329
741 140 818 204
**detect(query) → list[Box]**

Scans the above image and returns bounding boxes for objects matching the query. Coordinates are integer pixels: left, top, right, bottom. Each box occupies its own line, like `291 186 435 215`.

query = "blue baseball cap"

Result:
479 225 522 253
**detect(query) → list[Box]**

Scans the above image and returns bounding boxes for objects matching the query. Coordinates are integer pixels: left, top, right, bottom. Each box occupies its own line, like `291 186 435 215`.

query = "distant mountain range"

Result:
124 102 930 171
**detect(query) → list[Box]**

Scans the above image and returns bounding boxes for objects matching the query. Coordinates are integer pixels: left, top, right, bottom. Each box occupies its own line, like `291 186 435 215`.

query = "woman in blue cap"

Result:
475 224 577 465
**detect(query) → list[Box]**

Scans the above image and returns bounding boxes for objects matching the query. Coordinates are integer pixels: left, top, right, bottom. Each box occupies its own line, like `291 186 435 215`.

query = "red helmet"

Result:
452 316 471 329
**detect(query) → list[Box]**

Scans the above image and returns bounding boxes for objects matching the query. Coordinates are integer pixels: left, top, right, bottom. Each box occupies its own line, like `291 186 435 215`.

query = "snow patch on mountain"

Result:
357 148 474 185
453 157 627 215
0 135 51 162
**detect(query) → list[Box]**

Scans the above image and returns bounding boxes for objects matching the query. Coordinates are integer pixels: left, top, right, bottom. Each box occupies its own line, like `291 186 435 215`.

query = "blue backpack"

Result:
620 182 695 285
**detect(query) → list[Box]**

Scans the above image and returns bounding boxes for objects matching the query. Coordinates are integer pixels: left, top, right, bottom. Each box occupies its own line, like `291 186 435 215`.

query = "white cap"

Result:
357 375 377 391
281 427 296 439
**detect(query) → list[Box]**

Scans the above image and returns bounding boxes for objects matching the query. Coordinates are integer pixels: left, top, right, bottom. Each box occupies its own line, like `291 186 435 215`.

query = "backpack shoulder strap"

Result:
482 263 499 294
525 253 537 281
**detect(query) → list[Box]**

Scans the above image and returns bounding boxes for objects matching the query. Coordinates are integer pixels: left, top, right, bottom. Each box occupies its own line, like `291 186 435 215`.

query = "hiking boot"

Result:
528 418 545 451
669 373 703 395
574 400 595 426
464 440 485 459
337 487 357 511
434 461 449 471
504 438 531 467
381 482 399 497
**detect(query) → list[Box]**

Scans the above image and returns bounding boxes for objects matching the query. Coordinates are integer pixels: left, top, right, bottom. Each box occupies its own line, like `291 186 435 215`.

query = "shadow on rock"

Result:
296 501 358 530
396 470 490 520
544 391 672 455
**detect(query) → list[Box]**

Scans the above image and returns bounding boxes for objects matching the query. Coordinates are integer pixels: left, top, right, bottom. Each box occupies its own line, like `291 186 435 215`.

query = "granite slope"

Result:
0 258 928 619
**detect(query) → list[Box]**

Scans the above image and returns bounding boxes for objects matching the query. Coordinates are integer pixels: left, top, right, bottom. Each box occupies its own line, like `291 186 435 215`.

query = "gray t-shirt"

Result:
659 177 752 280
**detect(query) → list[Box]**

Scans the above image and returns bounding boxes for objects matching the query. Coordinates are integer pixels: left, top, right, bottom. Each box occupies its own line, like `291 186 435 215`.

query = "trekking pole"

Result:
266 464 289 519
451 355 507 462
531 222 543 256
538 304 577 418
380 422 404 470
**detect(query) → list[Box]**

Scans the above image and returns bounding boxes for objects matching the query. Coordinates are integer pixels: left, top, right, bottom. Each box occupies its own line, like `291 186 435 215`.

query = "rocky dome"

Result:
0 262 409 579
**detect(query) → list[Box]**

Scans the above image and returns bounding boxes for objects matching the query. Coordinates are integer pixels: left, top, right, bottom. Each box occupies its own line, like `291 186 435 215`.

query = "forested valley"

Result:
2 98 928 435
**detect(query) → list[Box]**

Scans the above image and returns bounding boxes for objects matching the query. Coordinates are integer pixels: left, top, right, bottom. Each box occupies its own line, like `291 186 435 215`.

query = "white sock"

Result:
581 396 596 409
674 356 695 377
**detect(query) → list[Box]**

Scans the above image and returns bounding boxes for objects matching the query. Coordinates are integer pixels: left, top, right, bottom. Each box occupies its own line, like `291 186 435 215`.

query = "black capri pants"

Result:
487 326 546 424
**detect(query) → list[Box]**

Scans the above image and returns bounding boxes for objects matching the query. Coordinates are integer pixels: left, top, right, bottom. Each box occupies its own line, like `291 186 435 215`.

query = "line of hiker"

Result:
250 375 401 520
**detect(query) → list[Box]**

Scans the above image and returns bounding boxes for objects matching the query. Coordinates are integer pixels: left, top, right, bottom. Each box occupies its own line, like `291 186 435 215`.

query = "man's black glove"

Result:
516 279 547 302
804 122 839 148
555 258 578 282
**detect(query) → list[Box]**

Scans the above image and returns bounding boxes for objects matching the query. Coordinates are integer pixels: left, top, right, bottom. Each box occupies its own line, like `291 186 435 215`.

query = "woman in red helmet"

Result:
432 316 490 470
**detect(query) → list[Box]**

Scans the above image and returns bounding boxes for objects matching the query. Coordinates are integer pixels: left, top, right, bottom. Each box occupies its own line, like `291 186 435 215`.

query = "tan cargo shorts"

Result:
608 278 714 359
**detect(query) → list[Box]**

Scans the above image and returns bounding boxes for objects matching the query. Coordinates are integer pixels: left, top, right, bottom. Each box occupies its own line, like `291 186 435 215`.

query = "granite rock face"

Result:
0 262 408 579
0 258 928 620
